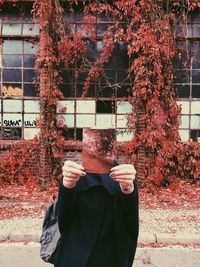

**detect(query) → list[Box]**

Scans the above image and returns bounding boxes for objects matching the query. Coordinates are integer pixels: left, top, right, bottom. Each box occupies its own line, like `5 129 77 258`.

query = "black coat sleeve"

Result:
57 179 77 234
118 181 139 239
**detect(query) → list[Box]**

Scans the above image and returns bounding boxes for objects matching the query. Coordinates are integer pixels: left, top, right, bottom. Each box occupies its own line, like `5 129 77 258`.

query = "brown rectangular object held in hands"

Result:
82 128 116 173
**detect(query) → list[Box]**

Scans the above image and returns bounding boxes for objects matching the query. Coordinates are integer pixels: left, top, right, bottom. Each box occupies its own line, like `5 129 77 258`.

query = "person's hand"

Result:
62 161 86 189
110 164 136 194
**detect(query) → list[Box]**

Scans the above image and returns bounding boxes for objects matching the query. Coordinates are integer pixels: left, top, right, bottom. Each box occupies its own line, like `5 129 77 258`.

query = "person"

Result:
54 129 139 267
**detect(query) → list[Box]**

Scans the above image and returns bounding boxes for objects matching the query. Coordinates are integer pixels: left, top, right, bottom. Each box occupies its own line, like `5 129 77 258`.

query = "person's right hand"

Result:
62 161 86 189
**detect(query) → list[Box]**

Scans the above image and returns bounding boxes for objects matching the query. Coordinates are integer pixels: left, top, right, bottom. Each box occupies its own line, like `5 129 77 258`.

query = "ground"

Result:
0 179 199 267
0 179 199 219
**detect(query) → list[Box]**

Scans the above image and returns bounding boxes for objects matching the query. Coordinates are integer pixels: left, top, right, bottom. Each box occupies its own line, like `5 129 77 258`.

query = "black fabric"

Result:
55 173 139 267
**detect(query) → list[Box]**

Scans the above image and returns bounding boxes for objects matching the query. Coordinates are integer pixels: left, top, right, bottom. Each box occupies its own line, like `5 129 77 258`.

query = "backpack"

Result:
40 200 61 264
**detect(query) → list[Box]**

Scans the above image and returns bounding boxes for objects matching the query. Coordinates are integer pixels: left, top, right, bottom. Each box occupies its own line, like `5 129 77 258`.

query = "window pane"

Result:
188 23 200 37
191 115 200 128
60 84 75 97
104 69 116 83
24 55 35 68
57 114 74 127
96 114 115 128
190 130 200 142
117 101 132 114
76 128 83 141
61 70 75 83
97 14 113 23
76 84 95 97
76 23 90 37
24 69 36 82
96 23 113 37
115 42 129 69
24 114 38 127
24 84 37 97
76 100 95 113
76 114 95 127
192 85 200 98
22 23 39 36
2 55 22 67
96 100 115 113
175 85 190 98
76 70 88 83
2 84 22 97
24 128 40 140
191 41 200 68
97 85 114 98
84 40 96 62
2 23 22 35
191 101 200 114
24 100 40 113
57 100 75 113
3 99 22 112
3 113 22 127
192 71 200 83
24 41 37 54
179 115 189 128
2 128 22 140
174 70 190 83
61 128 75 140
3 69 22 82
3 40 23 54
116 130 133 141
117 69 128 82
117 115 128 128
117 85 132 97
97 41 104 54
179 129 189 141
177 101 190 114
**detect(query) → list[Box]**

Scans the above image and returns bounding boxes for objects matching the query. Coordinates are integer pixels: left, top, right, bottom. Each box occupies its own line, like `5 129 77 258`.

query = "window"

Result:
0 5 39 140
58 9 133 141
4 5 199 143
174 10 200 142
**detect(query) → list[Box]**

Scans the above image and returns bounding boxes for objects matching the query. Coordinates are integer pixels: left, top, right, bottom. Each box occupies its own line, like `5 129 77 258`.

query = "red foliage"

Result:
0 139 40 187
0 0 199 190
0 178 199 219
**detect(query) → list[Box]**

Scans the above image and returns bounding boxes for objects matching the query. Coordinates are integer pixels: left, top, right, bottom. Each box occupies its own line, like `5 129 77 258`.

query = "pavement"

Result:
1 242 200 267
0 209 199 245
1 200 200 267
0 198 200 245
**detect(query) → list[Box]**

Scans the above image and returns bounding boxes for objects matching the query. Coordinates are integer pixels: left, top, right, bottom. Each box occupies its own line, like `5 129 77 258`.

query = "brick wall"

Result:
0 140 133 179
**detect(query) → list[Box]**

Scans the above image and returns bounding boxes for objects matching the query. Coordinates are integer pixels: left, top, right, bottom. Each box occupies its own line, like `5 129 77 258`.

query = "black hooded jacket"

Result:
55 173 139 267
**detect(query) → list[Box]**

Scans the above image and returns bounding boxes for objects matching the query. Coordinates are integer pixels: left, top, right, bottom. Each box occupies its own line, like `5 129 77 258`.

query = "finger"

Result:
63 166 86 176
63 172 79 178
110 164 135 172
110 174 135 180
112 178 134 184
110 171 136 178
119 181 131 188
63 177 79 183
63 160 84 170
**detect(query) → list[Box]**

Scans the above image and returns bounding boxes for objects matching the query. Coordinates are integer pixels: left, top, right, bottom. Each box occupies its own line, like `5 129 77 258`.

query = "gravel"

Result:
0 208 199 240
140 208 200 235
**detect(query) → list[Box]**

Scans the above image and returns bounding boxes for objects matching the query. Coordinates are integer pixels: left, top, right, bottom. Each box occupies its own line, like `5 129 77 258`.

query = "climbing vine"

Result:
0 0 199 188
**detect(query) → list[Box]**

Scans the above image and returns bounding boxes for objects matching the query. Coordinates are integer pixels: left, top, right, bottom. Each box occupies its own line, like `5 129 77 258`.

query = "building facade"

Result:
0 2 199 178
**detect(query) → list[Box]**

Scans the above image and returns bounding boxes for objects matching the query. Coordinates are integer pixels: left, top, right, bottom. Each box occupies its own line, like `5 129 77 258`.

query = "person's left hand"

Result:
110 164 136 194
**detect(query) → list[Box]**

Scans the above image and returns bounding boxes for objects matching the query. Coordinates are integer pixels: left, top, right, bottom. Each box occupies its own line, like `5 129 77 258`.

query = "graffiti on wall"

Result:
2 128 21 140
3 119 37 127
24 120 36 127
2 85 23 97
